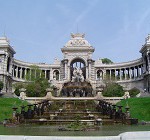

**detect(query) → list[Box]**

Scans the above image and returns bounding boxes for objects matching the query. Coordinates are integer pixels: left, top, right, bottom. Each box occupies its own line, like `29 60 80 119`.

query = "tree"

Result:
101 58 113 64
102 82 124 97
25 65 50 97
14 65 51 97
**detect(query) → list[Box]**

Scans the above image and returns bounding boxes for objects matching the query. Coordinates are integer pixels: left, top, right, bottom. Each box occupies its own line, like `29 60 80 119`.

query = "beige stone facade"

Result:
0 33 150 95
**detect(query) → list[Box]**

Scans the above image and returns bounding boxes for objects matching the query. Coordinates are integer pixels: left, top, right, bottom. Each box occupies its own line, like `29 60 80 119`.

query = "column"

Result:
122 69 125 80
115 69 117 80
103 70 106 80
13 66 15 77
134 67 136 79
64 59 68 79
34 70 36 78
30 69 32 80
116 69 119 80
4 53 8 73
124 68 127 80
50 68 53 80
20 67 22 79
132 67 135 79
88 59 92 79
147 52 150 71
141 65 144 77
68 66 70 80
86 65 88 79
127 68 130 79
129 68 131 79
9 57 13 74
16 66 18 78
49 69 51 80
135 67 137 78
45 70 47 79
25 68 27 79
119 69 122 81
110 69 112 80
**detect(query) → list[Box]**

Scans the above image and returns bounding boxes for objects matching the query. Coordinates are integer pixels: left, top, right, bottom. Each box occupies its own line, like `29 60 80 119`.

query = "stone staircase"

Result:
25 100 114 125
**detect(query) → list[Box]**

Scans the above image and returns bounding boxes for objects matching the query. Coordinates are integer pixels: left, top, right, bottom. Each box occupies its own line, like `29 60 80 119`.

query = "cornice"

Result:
94 58 143 68
13 59 60 69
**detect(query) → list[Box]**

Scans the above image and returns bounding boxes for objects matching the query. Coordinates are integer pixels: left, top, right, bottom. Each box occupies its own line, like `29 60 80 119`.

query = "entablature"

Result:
13 59 61 69
94 58 143 69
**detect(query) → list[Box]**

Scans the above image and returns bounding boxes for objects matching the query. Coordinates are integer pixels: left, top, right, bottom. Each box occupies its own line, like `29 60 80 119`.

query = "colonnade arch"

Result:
53 70 60 81
96 69 103 80
70 58 86 81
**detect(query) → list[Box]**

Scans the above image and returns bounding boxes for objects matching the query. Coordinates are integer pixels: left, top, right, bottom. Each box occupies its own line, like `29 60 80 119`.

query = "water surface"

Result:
0 124 149 136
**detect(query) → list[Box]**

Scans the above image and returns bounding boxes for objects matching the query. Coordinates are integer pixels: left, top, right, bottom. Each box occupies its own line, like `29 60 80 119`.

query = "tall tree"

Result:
101 58 113 64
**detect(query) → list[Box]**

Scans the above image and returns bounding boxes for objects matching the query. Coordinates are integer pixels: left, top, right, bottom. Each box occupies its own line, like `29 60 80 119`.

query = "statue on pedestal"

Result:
72 67 84 82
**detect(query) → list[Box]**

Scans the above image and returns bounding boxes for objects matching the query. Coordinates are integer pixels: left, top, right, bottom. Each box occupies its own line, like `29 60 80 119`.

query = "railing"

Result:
0 131 150 140
19 88 128 104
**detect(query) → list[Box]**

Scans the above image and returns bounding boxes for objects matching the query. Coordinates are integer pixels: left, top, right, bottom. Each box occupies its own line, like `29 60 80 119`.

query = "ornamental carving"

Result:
65 33 92 47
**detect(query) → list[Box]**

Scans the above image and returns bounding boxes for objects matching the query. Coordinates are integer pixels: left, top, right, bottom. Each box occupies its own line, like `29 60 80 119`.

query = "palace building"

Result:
0 33 150 96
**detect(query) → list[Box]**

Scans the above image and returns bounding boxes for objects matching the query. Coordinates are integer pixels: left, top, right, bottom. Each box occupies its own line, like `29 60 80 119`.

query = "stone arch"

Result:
96 69 103 80
70 57 86 80
53 69 60 80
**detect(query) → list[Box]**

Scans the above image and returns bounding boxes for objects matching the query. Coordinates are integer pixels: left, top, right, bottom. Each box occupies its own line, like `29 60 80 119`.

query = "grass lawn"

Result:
117 97 150 121
0 98 29 122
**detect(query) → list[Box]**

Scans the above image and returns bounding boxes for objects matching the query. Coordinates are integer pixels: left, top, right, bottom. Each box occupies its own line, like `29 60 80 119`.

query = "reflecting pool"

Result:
0 124 149 136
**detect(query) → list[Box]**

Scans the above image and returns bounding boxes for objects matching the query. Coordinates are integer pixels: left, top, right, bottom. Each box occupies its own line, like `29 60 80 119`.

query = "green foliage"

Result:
117 97 150 121
67 115 86 130
102 82 124 97
128 88 140 97
50 102 60 110
25 65 42 81
0 98 28 122
13 82 25 96
101 58 113 64
26 76 50 97
0 81 3 90
14 65 51 97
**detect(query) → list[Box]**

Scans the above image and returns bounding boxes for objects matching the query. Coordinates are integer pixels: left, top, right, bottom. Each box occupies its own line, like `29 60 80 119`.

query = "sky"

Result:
0 0 150 64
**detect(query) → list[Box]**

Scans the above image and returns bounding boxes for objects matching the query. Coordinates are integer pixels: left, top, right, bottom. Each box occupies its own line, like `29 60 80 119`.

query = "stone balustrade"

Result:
0 131 150 140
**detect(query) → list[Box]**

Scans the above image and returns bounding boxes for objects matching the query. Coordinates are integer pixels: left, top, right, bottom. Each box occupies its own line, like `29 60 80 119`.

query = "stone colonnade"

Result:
96 62 144 81
104 64 143 81
12 64 60 81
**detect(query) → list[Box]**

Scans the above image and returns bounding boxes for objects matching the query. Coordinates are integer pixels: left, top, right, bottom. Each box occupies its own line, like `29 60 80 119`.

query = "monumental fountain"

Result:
5 66 138 132
61 67 93 97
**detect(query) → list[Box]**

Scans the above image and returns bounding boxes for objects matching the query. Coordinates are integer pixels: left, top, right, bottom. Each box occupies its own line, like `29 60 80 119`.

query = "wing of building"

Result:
0 33 150 96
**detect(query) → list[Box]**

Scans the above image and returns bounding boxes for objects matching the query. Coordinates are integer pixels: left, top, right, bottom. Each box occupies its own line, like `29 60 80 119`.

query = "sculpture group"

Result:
72 67 84 82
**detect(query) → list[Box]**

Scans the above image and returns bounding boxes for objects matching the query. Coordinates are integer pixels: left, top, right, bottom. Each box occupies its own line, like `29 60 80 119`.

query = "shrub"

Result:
0 81 3 90
129 88 140 97
13 83 25 96
102 82 124 97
